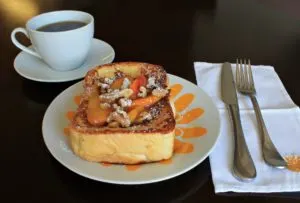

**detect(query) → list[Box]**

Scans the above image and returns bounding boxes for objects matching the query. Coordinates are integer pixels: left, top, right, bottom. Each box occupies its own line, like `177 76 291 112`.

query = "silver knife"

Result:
221 62 257 181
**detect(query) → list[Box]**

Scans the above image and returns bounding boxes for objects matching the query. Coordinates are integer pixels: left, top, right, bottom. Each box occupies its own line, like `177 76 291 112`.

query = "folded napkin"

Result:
194 62 300 193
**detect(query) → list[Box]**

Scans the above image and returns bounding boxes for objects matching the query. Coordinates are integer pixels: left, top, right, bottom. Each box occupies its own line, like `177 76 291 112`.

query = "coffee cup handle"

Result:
11 28 41 58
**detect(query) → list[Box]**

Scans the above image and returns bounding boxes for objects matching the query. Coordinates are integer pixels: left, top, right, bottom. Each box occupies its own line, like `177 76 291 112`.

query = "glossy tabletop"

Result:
1 0 300 202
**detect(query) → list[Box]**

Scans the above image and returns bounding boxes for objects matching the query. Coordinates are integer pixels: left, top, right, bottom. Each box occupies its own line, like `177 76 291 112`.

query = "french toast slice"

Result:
69 62 176 164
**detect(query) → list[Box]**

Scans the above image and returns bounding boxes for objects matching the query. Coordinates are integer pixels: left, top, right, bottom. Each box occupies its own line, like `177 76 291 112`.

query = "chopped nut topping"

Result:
104 77 114 85
97 82 110 93
116 109 128 117
112 103 122 111
146 76 157 89
121 78 131 89
98 82 109 89
152 87 168 97
119 98 132 108
99 88 133 103
107 110 131 127
137 111 152 122
137 86 147 98
99 90 120 103
115 71 125 79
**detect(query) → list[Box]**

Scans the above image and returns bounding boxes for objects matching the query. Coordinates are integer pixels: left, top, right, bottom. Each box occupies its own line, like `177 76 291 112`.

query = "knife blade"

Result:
221 62 257 181
221 63 238 105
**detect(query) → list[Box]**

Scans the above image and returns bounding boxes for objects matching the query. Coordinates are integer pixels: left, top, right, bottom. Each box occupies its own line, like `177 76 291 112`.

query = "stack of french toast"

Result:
69 62 176 164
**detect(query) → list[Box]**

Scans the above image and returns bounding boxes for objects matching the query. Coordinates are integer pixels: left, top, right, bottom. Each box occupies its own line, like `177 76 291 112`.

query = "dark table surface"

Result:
1 0 300 202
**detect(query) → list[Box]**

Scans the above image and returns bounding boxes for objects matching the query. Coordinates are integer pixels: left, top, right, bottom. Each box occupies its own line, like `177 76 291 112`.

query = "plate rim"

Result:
42 73 221 184
13 38 115 83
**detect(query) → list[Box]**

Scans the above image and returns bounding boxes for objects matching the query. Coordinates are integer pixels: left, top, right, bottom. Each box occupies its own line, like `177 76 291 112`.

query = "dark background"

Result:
1 0 299 202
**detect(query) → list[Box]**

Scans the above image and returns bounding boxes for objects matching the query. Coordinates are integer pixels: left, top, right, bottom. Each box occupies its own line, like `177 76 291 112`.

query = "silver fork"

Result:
236 59 287 169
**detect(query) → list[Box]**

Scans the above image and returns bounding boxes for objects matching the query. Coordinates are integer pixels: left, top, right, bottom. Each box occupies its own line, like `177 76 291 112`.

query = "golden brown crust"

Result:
71 96 176 134
83 62 168 96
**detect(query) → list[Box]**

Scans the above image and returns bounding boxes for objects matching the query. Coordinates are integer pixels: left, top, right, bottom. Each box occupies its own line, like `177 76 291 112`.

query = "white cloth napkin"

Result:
194 62 300 193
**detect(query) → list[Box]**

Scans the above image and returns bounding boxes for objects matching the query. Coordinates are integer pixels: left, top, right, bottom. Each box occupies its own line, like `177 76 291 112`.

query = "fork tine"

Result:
248 59 255 91
244 58 249 90
241 59 245 89
239 59 242 88
240 59 245 89
236 59 240 88
237 59 241 88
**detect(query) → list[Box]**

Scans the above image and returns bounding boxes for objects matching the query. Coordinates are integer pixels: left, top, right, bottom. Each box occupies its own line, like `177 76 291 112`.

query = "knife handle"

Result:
228 104 257 181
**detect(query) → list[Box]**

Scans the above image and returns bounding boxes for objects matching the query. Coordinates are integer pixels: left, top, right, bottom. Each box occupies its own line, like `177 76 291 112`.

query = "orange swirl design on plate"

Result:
175 127 207 138
285 156 300 172
159 158 173 164
174 94 194 112
177 108 204 124
63 127 70 136
100 162 112 167
64 83 207 171
174 139 194 154
74 95 82 105
170 84 183 99
125 165 142 171
66 111 75 121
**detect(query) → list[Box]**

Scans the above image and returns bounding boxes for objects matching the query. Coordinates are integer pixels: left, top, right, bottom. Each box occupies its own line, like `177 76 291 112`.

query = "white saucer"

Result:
13 38 115 82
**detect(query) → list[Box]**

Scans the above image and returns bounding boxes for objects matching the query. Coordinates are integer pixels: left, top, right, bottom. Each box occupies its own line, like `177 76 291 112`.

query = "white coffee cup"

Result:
11 10 94 71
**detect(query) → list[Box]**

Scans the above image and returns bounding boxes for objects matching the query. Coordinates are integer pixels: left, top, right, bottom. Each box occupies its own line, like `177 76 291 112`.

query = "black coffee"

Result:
37 21 87 32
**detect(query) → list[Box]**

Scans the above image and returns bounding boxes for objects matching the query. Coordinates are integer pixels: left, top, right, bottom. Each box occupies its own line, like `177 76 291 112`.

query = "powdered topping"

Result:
146 76 158 89
148 103 161 118
107 110 131 127
121 78 131 89
104 77 114 85
137 86 147 98
97 82 110 93
115 71 125 79
99 89 121 103
137 111 152 123
99 89 133 103
119 98 132 108
98 82 109 89
112 103 122 111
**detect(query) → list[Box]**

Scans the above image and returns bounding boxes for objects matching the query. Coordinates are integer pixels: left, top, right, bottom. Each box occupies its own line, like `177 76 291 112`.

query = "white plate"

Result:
14 38 115 82
42 74 220 184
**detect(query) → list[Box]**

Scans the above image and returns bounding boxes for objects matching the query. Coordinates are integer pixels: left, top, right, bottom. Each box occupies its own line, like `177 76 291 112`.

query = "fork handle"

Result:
249 95 287 168
228 104 256 181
